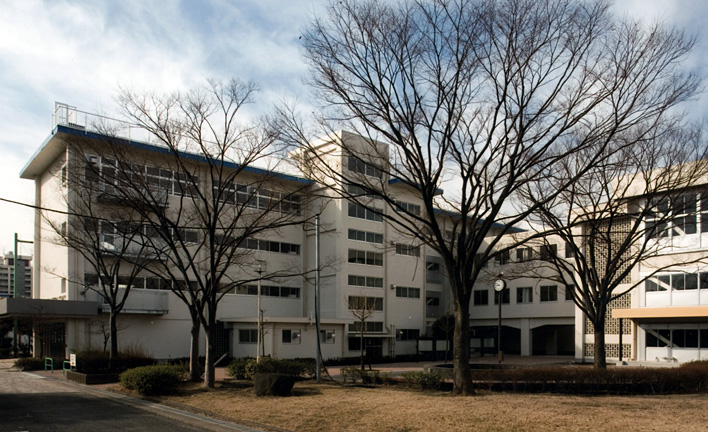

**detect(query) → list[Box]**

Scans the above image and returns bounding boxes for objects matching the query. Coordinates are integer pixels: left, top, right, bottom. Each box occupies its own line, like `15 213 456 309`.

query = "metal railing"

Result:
53 102 156 144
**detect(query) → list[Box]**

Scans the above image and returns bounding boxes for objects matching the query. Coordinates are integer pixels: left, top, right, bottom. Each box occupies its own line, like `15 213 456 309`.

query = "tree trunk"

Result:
108 310 119 372
359 326 365 371
452 297 474 395
189 319 201 382
204 310 216 388
593 320 607 369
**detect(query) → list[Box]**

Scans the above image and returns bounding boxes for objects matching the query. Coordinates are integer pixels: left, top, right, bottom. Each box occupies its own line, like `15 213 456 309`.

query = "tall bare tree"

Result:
95 79 314 387
347 294 382 370
45 155 155 371
521 127 708 368
276 0 700 393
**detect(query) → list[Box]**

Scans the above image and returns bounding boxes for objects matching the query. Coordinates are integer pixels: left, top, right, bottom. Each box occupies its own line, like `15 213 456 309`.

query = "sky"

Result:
0 0 707 254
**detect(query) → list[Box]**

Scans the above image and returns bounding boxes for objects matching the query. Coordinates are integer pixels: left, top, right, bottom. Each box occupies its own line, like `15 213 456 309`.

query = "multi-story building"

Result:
0 253 32 298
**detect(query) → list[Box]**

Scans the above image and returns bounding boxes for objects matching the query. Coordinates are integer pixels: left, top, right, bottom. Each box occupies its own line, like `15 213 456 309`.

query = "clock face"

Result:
494 279 505 292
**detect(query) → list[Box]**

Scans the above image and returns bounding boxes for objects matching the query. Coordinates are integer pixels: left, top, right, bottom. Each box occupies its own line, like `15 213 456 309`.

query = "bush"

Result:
227 357 315 380
401 371 444 390
119 365 183 395
226 357 254 380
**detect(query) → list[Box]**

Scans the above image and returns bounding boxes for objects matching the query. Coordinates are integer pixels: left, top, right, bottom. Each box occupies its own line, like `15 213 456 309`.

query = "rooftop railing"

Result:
53 102 156 144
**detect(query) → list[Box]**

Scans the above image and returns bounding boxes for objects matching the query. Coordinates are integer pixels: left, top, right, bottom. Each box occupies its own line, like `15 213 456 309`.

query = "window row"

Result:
646 193 708 239
84 274 197 291
394 201 421 216
86 155 199 197
348 321 384 333
646 328 708 349
232 284 300 298
347 156 383 178
84 219 201 244
395 243 420 257
239 328 336 344
395 286 420 299
348 275 384 288
348 249 383 266
348 202 383 222
473 285 574 305
397 329 419 341
239 238 301 255
348 229 383 244
213 182 301 215
645 272 708 292
348 296 384 311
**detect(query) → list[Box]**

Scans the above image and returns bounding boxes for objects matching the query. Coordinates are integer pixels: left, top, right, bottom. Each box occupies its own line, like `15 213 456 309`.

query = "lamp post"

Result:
493 274 506 364
256 263 264 363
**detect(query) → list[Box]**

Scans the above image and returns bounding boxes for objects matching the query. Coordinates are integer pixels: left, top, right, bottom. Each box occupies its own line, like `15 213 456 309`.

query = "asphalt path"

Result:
0 365 264 432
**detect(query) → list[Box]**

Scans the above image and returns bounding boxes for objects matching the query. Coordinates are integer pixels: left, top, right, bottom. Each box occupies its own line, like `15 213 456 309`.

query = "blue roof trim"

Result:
432 208 525 233
48 125 312 185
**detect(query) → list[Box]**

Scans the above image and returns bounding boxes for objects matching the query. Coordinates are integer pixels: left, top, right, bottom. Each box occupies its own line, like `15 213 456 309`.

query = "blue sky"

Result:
0 0 706 254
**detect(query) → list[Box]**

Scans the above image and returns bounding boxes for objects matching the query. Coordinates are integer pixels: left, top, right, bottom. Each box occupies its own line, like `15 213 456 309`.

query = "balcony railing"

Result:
53 102 157 144
100 288 169 314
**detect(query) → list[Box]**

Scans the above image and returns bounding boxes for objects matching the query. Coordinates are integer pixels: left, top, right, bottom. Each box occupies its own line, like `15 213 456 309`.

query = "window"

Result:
395 244 420 257
516 287 532 304
672 194 697 236
234 285 300 298
540 285 557 302
348 296 383 311
397 329 419 341
672 329 699 348
426 261 441 272
701 272 708 289
473 290 488 306
239 329 257 344
320 330 336 344
540 244 558 261
394 201 421 216
395 286 420 299
646 329 670 347
647 194 698 239
347 155 382 178
493 288 510 304
348 249 383 266
348 275 384 288
348 321 384 332
426 296 440 306
348 202 383 222
672 273 698 290
516 247 533 262
646 275 670 292
565 284 575 301
564 242 575 258
348 229 383 244
282 329 301 344
494 250 510 265
61 164 67 187
239 238 300 255
702 194 708 233
346 184 381 200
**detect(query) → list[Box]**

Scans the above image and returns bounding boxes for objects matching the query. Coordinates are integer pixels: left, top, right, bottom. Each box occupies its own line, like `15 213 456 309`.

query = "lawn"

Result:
149 380 708 432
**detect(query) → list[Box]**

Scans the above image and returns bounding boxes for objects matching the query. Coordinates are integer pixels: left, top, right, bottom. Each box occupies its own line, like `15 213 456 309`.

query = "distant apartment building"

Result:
0 253 32 298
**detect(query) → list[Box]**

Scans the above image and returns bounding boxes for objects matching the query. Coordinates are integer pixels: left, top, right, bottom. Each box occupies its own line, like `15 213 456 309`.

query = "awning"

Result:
0 298 99 319
612 306 708 323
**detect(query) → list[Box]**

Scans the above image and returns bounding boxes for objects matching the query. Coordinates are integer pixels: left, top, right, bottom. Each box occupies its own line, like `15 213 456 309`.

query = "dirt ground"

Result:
144 380 708 432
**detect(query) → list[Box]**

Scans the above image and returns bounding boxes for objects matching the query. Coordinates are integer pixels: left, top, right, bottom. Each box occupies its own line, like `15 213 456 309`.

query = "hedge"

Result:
119 365 183 395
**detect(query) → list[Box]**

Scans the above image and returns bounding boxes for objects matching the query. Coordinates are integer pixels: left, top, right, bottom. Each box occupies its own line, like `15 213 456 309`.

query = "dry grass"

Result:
145 380 708 432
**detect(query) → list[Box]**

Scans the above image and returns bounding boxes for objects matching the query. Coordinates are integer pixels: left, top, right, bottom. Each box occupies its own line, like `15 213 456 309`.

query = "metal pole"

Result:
257 264 263 363
497 291 502 363
315 214 322 384
618 318 623 363
13 233 18 357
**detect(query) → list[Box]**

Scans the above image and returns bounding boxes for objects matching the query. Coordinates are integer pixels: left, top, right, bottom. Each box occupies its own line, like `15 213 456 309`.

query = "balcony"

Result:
97 181 169 208
100 288 168 315
99 234 166 261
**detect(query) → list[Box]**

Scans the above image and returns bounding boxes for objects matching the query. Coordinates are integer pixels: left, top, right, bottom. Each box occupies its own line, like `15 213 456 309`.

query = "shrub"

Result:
401 371 444 390
237 357 314 380
226 357 254 380
119 365 183 395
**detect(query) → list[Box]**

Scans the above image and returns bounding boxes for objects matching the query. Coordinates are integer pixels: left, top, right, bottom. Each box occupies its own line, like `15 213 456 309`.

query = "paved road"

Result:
0 364 263 432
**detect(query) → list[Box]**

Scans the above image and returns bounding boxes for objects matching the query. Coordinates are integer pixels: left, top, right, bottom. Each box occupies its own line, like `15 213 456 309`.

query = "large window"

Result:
348 249 383 266
348 321 384 332
494 288 510 305
347 156 382 178
516 287 532 304
348 202 383 222
540 285 558 302
395 286 420 299
646 272 708 292
395 244 420 257
646 193 699 239
239 329 257 344
234 285 300 298
348 275 384 288
646 328 707 348
239 238 300 255
394 201 421 216
348 296 384 311
348 229 383 244
397 329 419 341
473 290 488 305
282 329 301 344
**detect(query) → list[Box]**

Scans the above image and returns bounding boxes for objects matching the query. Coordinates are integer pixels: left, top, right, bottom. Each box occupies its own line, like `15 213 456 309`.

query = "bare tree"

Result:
276 0 700 393
521 127 708 368
44 154 154 371
347 294 381 370
92 79 315 387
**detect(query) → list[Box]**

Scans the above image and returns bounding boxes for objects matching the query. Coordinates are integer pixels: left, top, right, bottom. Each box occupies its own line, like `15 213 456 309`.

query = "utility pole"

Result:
256 263 263 363
13 233 33 357
315 214 322 383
